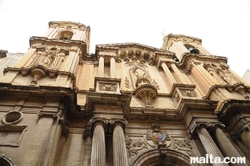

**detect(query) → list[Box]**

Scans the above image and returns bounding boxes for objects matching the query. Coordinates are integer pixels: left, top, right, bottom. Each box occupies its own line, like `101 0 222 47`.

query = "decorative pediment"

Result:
96 43 174 65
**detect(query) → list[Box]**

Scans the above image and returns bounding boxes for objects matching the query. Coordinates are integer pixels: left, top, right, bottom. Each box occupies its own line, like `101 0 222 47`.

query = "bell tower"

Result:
161 33 212 62
0 21 90 87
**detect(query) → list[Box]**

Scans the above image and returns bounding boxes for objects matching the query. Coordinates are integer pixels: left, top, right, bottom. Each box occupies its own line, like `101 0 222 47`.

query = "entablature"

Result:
49 21 89 31
29 36 87 56
177 52 228 70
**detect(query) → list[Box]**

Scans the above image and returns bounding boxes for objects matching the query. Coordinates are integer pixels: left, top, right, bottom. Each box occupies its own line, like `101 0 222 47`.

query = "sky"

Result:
0 0 250 77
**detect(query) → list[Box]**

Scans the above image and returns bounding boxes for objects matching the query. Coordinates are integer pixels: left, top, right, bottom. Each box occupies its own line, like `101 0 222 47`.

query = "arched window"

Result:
0 155 15 166
59 31 73 40
184 44 200 54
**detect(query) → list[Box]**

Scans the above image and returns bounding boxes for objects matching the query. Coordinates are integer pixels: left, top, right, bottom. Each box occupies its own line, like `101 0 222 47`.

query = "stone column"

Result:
195 125 228 166
214 127 247 166
170 63 192 84
113 122 128 166
240 130 250 149
98 56 104 77
161 62 177 86
110 57 116 78
91 122 106 166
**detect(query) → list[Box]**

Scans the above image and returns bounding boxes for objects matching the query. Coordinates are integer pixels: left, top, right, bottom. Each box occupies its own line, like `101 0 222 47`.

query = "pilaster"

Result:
161 61 177 86
98 56 104 77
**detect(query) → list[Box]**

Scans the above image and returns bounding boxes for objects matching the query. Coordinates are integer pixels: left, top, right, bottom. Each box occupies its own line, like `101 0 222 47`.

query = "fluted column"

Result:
196 125 228 166
170 63 192 84
240 130 250 149
110 57 116 78
113 122 128 166
91 122 106 166
161 62 177 86
214 127 247 166
98 56 104 77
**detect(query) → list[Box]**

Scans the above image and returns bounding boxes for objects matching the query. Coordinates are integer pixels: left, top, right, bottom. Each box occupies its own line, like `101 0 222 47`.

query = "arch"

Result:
54 30 74 40
60 31 73 40
131 148 198 166
0 155 15 166
184 44 200 54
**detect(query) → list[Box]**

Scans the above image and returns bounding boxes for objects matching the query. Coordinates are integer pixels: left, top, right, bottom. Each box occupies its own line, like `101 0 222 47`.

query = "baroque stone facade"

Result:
0 21 250 166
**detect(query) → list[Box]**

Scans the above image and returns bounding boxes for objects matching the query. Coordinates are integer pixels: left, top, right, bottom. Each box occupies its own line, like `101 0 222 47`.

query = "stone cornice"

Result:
96 42 174 55
177 52 228 69
86 91 132 115
29 36 87 55
162 33 202 50
0 84 75 98
218 99 250 120
49 21 89 30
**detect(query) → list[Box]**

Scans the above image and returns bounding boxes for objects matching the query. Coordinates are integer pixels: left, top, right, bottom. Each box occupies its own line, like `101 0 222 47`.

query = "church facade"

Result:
0 21 250 166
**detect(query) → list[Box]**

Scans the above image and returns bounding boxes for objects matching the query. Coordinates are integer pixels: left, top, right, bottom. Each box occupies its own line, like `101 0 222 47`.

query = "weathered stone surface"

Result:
0 21 250 165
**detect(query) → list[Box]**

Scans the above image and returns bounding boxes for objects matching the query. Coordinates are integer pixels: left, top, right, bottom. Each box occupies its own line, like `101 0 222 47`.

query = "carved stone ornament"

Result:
125 61 160 90
143 123 172 148
126 139 148 157
216 66 239 85
98 82 118 92
179 89 197 97
228 113 249 137
172 139 193 156
124 77 130 89
125 62 159 106
26 46 68 84
133 84 157 107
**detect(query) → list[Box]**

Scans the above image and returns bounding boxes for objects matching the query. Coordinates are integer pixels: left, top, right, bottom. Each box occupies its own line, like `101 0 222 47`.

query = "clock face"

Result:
152 131 164 141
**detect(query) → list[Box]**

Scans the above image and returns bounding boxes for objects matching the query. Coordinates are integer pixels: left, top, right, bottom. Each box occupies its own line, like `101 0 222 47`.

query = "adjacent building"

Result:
0 21 250 166
243 69 250 84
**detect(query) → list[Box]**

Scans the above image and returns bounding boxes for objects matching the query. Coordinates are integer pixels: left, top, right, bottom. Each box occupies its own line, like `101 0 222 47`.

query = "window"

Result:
59 31 73 40
184 44 200 54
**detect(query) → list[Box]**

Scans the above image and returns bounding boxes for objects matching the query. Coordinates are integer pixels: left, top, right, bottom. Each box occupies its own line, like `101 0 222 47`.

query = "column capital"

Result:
228 113 250 137
190 122 209 135
158 59 175 68
207 122 225 133
190 121 224 136
89 117 127 133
